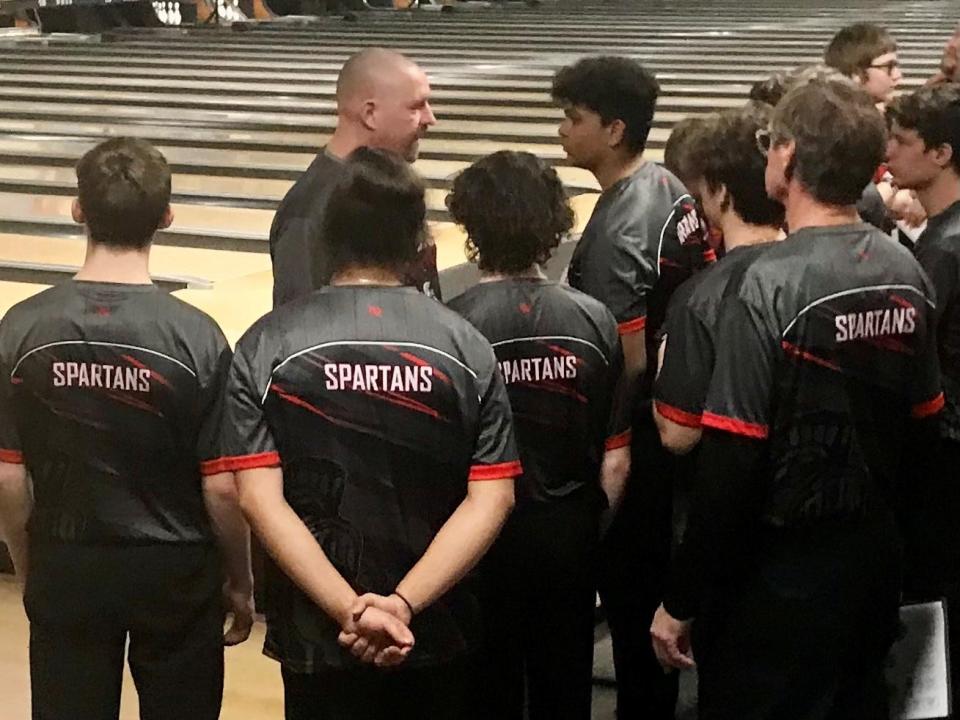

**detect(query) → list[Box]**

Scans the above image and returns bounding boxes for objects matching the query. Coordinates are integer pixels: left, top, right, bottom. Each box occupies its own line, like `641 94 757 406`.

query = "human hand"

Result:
650 603 695 671
889 189 926 228
337 595 414 667
222 581 255 646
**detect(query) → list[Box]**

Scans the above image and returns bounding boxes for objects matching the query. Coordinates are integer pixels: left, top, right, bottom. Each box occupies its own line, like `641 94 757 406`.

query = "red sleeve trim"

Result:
0 449 23 464
469 460 523 481
201 451 282 475
655 401 703 429
703 249 718 263
912 392 945 420
605 430 632 451
701 412 769 440
617 316 647 335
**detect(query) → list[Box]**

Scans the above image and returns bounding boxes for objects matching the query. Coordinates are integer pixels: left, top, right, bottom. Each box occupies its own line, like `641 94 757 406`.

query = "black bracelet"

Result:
393 590 415 617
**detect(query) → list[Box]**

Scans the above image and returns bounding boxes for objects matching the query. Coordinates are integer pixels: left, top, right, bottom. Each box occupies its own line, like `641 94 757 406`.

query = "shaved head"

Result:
333 48 436 161
337 48 417 104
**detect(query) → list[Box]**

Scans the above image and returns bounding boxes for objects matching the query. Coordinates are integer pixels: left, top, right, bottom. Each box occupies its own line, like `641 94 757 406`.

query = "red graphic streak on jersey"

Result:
397 351 452 386
913 392 945 419
122 354 173 389
516 379 588 404
270 385 372 436
889 294 915 310
360 389 442 420
103 389 163 417
781 341 841 372
543 343 579 360
862 335 913 355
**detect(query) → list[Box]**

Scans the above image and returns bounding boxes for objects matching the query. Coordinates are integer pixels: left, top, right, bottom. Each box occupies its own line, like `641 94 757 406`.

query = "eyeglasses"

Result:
755 128 772 156
868 59 900 75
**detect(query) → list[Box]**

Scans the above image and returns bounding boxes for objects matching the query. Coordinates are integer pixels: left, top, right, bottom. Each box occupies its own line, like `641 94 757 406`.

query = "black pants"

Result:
282 659 470 720
694 519 901 720
26 543 224 720
476 488 600 720
597 413 680 720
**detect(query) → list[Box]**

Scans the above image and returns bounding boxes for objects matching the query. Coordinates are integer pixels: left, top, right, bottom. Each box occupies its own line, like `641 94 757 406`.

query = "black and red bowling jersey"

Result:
219 285 521 671
0 281 231 544
449 278 630 505
567 162 713 342
654 243 775 429
703 224 942 526
914 200 960 443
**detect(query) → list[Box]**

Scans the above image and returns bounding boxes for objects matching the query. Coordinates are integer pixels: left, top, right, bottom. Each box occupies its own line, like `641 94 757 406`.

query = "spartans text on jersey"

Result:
499 355 578 385
52 362 151 392
323 363 434 392
834 306 916 343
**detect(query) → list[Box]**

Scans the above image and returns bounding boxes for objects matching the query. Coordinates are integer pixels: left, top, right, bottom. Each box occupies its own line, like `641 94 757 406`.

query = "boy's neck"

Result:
74 240 153 285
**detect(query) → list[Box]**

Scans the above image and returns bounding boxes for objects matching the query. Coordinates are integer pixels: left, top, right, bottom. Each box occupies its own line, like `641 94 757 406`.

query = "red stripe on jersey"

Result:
605 430 632 450
781 341 841 372
912 393 945 419
701 412 769 440
617 316 646 335
201 451 281 475
469 460 523 481
655 401 703 429
0 449 23 464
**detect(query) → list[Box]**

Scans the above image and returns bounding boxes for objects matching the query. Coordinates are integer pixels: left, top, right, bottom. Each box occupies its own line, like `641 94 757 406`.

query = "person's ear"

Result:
719 184 731 214
71 198 84 225
607 119 626 149
360 99 377 131
158 206 174 230
932 142 955 170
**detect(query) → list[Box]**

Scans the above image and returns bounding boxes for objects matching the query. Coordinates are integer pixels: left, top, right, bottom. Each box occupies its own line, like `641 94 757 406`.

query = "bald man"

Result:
269 48 440 307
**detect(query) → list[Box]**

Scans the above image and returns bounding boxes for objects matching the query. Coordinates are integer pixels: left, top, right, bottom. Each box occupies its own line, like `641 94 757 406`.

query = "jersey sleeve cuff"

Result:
655 401 703 429
201 451 281 475
469 460 522 482
0 449 24 464
617 316 646 336
605 430 632 451
912 392 945 419
701 412 769 440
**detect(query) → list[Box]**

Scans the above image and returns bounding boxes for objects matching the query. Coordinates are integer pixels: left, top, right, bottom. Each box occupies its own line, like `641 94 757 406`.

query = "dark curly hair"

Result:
748 64 847 108
319 147 426 283
551 56 660 155
701 105 785 227
446 151 574 274
887 84 960 174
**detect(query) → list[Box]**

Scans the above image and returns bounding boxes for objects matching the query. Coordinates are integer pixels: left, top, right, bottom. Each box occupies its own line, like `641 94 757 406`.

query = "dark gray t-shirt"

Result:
269 149 442 308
